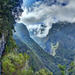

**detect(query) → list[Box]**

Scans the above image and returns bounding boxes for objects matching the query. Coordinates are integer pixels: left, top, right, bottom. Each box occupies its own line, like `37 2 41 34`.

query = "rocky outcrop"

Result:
0 33 6 75
0 33 6 58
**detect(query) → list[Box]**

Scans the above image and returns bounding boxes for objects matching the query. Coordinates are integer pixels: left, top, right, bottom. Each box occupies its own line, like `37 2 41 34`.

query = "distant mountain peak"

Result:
14 23 30 37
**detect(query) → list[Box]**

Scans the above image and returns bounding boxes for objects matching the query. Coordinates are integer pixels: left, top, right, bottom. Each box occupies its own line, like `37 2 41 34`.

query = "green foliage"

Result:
58 61 75 75
5 36 17 53
2 53 29 75
68 61 75 75
50 72 53 75
58 64 66 75
35 69 52 75
58 64 66 71
21 68 34 75
0 0 20 36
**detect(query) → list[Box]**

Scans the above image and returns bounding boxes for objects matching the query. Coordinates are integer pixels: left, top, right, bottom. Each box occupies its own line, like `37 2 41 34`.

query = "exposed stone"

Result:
0 33 6 75
0 33 6 57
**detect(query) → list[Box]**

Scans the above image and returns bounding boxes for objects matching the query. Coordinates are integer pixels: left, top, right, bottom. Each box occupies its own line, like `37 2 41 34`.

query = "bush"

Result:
35 69 53 75
2 53 29 75
5 36 17 53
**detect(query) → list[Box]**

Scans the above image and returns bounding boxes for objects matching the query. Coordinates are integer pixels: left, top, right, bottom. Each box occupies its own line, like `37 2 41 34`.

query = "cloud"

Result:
18 0 75 38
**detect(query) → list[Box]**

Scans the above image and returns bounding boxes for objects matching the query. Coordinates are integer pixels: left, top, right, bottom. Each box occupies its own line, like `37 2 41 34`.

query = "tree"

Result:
35 69 53 75
58 64 66 75
68 61 75 75
2 53 29 75
58 61 75 75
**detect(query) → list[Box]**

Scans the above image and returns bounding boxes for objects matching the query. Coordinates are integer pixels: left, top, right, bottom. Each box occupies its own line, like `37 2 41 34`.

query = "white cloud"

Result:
57 0 68 3
18 0 75 38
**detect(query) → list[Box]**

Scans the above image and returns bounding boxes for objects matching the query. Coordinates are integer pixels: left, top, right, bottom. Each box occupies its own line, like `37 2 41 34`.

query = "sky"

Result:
18 0 75 38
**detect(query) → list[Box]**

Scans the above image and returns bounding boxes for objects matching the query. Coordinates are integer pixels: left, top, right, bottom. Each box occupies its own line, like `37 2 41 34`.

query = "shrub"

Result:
2 53 29 75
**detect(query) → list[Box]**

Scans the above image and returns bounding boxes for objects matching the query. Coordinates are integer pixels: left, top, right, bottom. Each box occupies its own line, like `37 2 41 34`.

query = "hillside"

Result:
14 23 60 74
33 22 75 65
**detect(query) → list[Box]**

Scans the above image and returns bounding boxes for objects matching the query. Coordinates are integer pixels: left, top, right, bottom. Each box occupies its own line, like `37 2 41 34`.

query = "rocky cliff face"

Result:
0 33 6 75
0 33 6 58
0 0 23 57
0 0 23 74
33 22 75 65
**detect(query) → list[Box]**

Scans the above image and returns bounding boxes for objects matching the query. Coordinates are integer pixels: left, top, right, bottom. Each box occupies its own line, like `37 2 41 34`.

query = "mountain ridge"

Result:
13 23 60 74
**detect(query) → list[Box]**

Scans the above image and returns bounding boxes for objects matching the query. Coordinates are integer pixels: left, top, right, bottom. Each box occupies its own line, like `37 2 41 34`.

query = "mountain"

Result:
34 22 75 65
48 22 75 64
14 22 75 74
13 23 61 74
14 35 45 71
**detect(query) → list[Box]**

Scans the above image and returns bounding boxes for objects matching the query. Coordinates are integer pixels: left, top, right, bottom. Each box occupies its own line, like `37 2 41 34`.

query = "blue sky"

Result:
23 0 68 8
23 0 40 8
